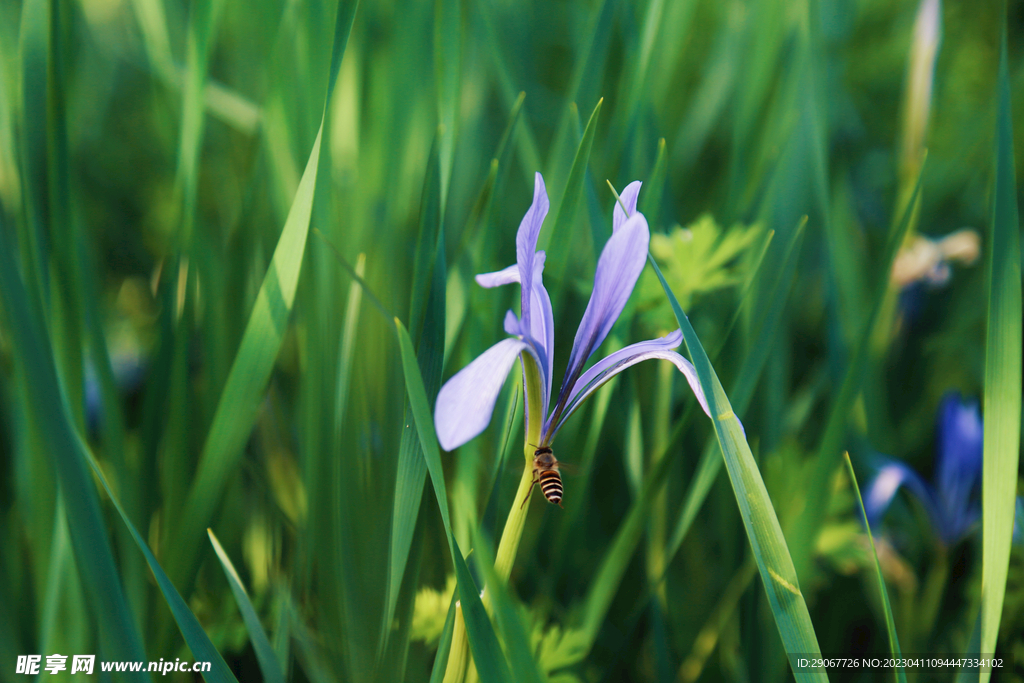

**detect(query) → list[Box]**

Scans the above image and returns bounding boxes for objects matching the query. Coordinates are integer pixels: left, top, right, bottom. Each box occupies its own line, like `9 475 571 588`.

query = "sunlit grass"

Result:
0 0 1021 681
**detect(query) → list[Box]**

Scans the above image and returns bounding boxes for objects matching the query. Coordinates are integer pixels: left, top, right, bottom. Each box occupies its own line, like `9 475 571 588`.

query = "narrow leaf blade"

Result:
208 530 286 683
980 25 1022 676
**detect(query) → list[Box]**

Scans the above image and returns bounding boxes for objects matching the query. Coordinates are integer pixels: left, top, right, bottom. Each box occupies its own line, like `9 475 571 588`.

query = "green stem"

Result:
442 353 545 683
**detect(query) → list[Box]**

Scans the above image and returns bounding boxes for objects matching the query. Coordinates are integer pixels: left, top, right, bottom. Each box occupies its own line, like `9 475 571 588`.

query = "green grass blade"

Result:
648 254 827 681
665 219 801 574
456 91 525 260
208 530 286 683
539 97 603 276
639 138 667 231
395 318 515 683
434 0 461 206
78 442 238 682
677 561 757 683
0 215 149 676
843 454 905 683
17 0 52 313
451 537 515 683
167 0 360 588
175 0 220 243
481 385 521 540
470 527 546 683
429 596 459 683
980 24 1022 676
578 427 678 647
378 135 446 664
167 124 323 587
787 162 925 582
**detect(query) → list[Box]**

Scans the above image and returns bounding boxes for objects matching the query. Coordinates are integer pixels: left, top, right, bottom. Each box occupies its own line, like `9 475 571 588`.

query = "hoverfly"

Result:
521 446 563 508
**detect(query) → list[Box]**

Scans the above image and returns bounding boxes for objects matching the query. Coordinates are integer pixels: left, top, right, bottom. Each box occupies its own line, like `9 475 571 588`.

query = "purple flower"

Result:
864 392 983 545
434 173 710 452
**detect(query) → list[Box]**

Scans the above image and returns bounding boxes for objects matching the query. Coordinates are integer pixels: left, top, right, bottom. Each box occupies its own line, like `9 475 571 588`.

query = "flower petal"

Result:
476 252 547 289
559 211 650 399
435 338 531 451
612 181 642 233
863 460 940 531
934 392 982 526
476 263 520 288
544 330 710 440
517 173 549 336
503 310 520 336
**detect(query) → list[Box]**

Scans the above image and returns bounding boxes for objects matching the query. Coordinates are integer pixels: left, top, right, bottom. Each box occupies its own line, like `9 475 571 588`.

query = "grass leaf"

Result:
843 454 906 683
394 318 514 683
208 530 286 683
980 23 1022 675
167 124 324 587
540 97 603 290
0 214 149 676
648 254 827 681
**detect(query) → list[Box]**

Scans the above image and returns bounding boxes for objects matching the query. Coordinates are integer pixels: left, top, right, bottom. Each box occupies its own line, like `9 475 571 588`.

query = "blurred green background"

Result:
0 0 1022 680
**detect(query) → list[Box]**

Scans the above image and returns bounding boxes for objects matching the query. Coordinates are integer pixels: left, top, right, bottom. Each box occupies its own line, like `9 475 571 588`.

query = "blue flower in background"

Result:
865 392 983 546
434 173 710 452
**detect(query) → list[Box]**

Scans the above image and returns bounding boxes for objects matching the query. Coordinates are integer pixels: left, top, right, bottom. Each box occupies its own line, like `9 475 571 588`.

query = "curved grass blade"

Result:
434 0 461 206
456 91 525 260
395 318 514 683
843 454 905 683
980 24 1022 676
639 138 667 232
648 255 827 681
677 561 757 683
166 0 358 587
80 437 238 682
787 161 925 582
175 0 221 243
470 527 546 683
540 97 603 289
666 219 803 563
208 530 285 683
451 537 514 683
575 220 795 651
166 124 323 587
378 135 446 665
430 596 459 683
0 215 148 677
481 385 521 540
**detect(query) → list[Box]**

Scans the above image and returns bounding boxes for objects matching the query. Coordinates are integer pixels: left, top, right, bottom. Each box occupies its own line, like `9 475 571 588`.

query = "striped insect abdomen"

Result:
539 469 563 505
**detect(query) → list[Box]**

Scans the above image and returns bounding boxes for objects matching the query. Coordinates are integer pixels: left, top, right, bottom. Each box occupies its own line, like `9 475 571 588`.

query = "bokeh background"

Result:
0 0 1022 681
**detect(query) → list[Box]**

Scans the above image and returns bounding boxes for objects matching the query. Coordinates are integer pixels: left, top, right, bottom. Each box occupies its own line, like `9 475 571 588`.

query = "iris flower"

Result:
434 173 709 455
864 392 983 546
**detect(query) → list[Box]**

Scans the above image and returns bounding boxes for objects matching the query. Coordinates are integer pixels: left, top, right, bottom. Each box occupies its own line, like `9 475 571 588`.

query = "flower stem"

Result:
441 353 545 683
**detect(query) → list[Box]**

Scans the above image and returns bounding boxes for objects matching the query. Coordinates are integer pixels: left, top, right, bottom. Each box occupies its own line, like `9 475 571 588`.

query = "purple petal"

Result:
503 310 520 336
544 330 709 440
517 173 549 336
476 264 520 288
435 338 530 451
612 181 642 233
935 392 982 527
476 252 547 289
476 247 554 419
559 212 650 399
533 276 554 414
863 460 939 531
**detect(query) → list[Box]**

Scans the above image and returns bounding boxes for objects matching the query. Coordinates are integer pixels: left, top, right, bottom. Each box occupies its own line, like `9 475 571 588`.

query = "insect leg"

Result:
520 470 539 509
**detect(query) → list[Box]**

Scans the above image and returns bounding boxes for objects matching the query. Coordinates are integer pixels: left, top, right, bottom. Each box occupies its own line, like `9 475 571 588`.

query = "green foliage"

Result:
0 0 1022 681
636 214 764 324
